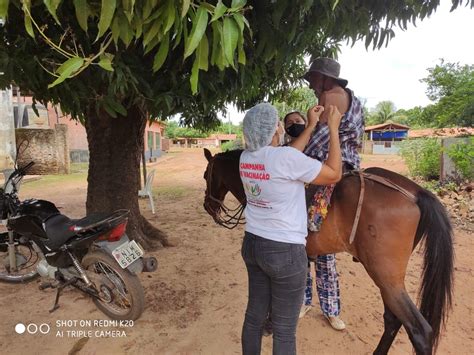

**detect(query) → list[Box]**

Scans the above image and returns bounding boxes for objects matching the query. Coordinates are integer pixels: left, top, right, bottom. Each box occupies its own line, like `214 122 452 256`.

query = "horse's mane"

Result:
214 149 243 161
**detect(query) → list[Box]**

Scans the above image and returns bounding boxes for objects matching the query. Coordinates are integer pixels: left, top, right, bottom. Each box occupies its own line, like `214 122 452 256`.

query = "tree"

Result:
272 87 316 118
395 106 425 128
420 60 474 127
1 1 470 249
366 101 402 126
164 121 207 139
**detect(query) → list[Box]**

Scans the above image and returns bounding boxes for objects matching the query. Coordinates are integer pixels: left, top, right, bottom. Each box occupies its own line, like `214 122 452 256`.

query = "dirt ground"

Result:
0 150 472 355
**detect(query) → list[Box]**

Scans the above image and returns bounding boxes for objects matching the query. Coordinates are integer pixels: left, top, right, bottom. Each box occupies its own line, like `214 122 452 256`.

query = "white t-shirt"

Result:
239 146 322 245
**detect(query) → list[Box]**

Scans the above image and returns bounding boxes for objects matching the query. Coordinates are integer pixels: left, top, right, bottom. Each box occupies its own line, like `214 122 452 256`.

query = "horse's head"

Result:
203 148 246 229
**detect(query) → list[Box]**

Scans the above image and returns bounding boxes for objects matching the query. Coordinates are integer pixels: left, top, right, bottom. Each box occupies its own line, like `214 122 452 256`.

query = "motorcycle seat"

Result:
43 214 77 250
44 213 115 250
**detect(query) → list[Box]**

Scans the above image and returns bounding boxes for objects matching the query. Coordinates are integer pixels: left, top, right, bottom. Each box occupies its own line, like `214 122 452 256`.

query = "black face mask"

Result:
285 123 306 138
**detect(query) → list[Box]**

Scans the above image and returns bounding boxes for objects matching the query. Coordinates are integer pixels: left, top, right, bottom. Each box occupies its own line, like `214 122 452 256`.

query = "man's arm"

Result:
311 105 343 185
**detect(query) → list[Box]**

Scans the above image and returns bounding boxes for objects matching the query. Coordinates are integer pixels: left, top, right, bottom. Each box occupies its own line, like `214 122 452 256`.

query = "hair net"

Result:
243 103 279 151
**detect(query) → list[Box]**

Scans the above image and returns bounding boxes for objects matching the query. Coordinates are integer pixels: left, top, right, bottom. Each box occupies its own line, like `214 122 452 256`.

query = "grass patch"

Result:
21 171 87 191
153 186 186 200
70 163 89 174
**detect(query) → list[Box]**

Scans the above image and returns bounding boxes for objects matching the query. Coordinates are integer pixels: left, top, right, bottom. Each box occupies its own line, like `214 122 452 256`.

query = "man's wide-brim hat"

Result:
303 57 348 87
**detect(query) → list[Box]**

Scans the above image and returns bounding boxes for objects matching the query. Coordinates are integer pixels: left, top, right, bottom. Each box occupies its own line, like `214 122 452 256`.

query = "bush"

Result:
399 138 442 180
447 137 474 180
221 139 243 152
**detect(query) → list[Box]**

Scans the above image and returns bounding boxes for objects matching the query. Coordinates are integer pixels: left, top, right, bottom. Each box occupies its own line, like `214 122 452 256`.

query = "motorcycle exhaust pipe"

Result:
142 257 158 272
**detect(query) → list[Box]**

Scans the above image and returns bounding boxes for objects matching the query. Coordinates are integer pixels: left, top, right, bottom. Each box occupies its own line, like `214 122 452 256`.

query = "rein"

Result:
204 156 245 230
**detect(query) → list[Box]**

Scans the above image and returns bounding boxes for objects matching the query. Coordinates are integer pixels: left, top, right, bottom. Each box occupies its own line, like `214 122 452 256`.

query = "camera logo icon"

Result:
15 323 50 335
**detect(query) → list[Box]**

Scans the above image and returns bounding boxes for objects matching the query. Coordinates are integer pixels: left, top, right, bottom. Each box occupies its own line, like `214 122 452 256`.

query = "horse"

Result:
202 148 453 355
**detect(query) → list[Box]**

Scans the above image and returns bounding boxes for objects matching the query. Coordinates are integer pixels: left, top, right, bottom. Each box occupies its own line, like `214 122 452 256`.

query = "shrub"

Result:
221 139 243 152
399 138 442 180
447 137 474 180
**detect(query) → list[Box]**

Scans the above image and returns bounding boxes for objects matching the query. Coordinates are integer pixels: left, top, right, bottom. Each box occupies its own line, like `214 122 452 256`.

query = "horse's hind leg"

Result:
373 304 402 355
378 288 433 355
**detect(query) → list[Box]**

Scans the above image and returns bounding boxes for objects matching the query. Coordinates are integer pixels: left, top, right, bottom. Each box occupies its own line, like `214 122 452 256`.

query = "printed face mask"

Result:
285 123 305 138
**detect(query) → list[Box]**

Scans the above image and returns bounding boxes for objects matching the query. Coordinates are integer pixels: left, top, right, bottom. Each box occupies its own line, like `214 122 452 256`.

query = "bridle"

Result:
204 156 245 230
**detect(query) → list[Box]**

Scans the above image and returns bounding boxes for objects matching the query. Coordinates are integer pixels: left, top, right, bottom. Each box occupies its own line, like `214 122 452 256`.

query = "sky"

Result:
224 0 474 124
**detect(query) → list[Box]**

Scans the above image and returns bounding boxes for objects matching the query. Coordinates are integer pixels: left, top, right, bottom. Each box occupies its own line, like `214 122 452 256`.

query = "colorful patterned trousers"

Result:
303 254 340 316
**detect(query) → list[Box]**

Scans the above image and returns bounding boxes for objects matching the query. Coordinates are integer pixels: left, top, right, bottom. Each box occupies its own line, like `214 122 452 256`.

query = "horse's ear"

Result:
204 148 213 162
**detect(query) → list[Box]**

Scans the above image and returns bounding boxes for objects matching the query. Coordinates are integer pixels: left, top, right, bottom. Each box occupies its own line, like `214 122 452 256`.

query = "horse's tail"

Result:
415 188 454 350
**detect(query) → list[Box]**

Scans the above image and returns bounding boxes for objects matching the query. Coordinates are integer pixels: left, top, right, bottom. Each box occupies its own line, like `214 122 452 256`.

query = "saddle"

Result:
306 169 416 244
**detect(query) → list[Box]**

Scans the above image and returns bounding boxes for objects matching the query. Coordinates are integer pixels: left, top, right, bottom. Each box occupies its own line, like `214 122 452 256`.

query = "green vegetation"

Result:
399 138 442 180
220 139 243 152
447 137 474 180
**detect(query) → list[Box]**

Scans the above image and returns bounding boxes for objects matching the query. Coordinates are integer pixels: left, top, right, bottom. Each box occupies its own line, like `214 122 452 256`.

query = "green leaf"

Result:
153 32 170 72
222 17 239 67
190 55 200 94
164 0 176 34
210 20 220 66
237 34 245 65
143 19 162 47
122 0 135 21
103 100 118 118
118 14 134 47
211 0 227 22
22 1 34 38
331 0 340 11
44 0 61 25
48 57 84 88
196 33 209 71
0 0 9 20
230 0 246 10
106 98 127 116
181 0 190 18
96 0 116 41
183 6 209 59
73 0 89 32
98 53 114 71
111 16 120 44
200 2 214 12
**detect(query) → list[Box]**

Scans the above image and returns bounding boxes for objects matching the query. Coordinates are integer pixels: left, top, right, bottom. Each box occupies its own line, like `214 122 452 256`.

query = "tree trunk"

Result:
84 104 170 250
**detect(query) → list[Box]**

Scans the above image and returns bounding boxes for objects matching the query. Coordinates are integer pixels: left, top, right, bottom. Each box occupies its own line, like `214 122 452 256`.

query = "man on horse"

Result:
284 58 364 330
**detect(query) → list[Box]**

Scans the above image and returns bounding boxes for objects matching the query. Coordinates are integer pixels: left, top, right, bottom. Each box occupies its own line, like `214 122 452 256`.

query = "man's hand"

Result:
327 105 342 131
307 105 324 128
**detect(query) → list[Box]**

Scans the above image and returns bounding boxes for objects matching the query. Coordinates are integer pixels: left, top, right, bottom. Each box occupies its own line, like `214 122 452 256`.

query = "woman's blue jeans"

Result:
241 231 308 355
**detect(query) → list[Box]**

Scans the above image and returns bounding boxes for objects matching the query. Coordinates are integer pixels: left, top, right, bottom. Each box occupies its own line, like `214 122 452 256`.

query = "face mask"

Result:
285 123 305 138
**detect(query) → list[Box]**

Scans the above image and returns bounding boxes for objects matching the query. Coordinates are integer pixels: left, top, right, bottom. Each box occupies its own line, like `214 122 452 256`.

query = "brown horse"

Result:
202 148 453 355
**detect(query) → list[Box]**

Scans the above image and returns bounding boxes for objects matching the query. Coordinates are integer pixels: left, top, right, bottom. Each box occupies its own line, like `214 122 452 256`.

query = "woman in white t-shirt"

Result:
240 102 342 355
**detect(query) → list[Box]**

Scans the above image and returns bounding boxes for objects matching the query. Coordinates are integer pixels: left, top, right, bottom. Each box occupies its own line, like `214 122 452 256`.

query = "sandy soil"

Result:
0 150 472 355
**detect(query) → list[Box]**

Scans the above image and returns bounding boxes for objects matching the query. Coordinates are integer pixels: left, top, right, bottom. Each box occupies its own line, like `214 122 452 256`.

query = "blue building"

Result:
364 121 409 154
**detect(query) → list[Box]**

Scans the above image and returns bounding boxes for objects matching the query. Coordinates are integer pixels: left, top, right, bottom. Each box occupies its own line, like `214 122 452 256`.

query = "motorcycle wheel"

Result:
0 238 40 283
81 250 145 321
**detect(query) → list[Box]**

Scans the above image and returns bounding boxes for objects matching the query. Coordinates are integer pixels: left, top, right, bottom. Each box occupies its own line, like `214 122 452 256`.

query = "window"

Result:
384 141 392 148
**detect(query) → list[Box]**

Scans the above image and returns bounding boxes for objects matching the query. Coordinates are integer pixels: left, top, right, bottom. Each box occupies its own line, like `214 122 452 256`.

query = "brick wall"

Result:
15 124 70 174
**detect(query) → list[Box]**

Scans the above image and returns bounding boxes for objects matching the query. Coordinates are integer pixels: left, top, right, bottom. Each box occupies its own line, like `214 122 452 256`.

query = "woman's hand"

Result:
306 105 324 128
327 105 342 131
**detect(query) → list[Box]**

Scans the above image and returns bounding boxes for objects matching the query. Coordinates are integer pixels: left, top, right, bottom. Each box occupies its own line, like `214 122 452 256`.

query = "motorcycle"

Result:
0 161 157 320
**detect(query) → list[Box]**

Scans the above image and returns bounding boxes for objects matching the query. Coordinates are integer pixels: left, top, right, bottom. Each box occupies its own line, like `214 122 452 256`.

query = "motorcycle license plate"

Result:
112 240 144 269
